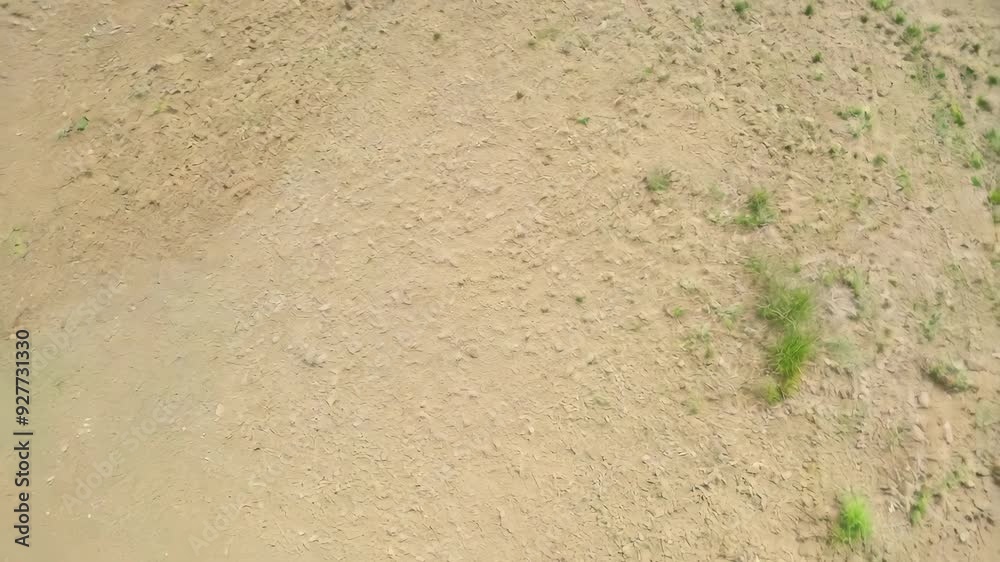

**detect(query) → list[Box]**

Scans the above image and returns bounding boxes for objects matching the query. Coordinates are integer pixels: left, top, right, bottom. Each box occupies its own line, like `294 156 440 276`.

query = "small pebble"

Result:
917 391 930 408
942 421 954 444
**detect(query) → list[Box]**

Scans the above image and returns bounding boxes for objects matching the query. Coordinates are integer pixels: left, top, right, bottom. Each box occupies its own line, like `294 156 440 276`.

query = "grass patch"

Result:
989 75 999 86
895 167 912 192
987 129 1000 156
804 4 814 17
837 106 872 138
977 96 993 112
870 0 891 11
923 360 972 393
57 115 90 138
990 188 1000 206
969 150 984 169
771 328 815 390
759 282 813 326
873 154 888 167
902 24 922 44
834 495 874 545
971 176 983 188
733 1 750 17
893 11 906 25
575 116 590 126
909 488 930 525
949 103 965 126
644 168 674 192
750 259 818 401
811 52 823 64
736 189 776 228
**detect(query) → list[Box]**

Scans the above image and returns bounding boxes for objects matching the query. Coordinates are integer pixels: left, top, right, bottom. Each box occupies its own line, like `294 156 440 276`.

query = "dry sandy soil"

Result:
2 0 999 560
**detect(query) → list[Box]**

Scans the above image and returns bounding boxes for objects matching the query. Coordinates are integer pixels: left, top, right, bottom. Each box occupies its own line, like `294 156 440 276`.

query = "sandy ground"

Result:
1 0 999 560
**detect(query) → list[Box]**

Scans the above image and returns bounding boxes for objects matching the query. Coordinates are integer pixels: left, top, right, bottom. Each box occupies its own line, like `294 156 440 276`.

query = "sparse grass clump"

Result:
902 24 922 44
990 188 1000 206
759 282 813 326
989 75 999 86
870 0 891 11
644 168 674 192
771 328 815 389
811 52 823 64
733 1 750 17
949 103 965 126
910 488 930 525
737 189 776 228
896 167 912 191
969 150 984 170
986 129 1000 156
837 106 872 138
893 11 906 25
834 495 873 545
924 360 972 393
750 259 818 401
804 4 814 17
977 96 993 112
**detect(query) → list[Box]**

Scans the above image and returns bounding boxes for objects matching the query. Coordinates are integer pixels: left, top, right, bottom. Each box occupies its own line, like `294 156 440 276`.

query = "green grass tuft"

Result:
834 495 874 545
986 129 1000 156
870 0 891 11
949 103 965 127
838 106 872 137
971 176 983 188
893 11 906 25
737 189 776 228
770 327 815 390
977 96 993 112
804 4 814 17
811 52 823 64
733 1 750 16
924 360 972 393
644 168 674 192
909 488 929 525
989 188 1000 206
902 25 922 44
969 150 984 170
750 260 819 402
759 284 813 326
989 75 999 86
895 167 912 192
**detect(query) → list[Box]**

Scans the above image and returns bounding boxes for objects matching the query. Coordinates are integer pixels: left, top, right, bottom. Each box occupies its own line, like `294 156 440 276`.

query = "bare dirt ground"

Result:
2 0 999 560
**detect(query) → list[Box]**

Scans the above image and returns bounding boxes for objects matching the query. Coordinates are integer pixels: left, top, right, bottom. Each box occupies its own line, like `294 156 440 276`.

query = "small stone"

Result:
917 391 930 408
215 404 224 417
911 425 927 443
942 421 954 444
164 53 185 65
